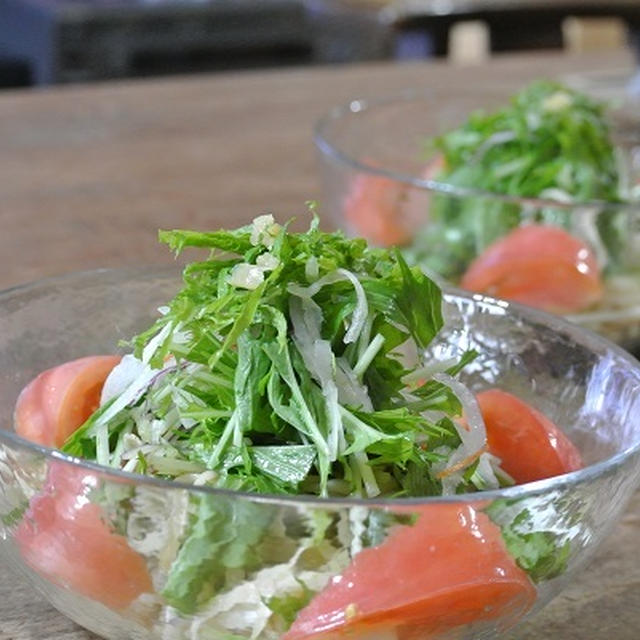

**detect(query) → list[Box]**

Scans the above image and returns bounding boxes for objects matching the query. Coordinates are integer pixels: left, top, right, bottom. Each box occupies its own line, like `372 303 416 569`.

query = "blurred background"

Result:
0 0 639 89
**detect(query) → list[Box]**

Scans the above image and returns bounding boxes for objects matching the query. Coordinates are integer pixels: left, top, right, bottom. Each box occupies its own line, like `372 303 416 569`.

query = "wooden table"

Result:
0 50 638 639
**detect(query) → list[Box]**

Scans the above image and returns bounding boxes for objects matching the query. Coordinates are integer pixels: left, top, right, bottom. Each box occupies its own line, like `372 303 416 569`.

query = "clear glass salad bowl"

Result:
315 89 640 352
1 267 640 640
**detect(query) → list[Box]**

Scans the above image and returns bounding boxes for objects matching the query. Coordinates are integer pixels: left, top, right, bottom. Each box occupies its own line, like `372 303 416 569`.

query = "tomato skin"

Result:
14 355 121 448
13 355 153 610
16 463 153 610
344 158 443 248
285 504 536 639
460 225 603 313
477 389 583 484
344 174 412 247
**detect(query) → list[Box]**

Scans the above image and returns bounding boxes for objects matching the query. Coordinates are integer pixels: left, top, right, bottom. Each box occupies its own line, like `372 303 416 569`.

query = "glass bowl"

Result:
1 268 640 640
562 68 640 106
315 90 640 352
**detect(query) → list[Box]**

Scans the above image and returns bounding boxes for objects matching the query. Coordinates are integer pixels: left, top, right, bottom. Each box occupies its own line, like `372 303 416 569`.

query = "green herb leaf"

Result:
159 229 253 256
251 445 317 485
161 495 273 613
486 499 572 582
394 250 443 350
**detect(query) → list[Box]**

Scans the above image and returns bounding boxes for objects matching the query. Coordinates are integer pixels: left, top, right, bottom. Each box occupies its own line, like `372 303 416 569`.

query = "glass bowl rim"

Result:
1 266 640 509
314 89 640 214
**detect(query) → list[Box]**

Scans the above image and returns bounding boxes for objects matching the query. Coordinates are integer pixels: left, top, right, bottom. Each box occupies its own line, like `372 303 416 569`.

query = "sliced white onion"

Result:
433 373 487 456
440 470 465 496
288 268 368 345
431 446 466 496
473 452 501 490
142 321 173 365
431 373 488 484
336 269 368 344
101 354 148 405
348 506 370 558
353 451 380 498
97 365 160 428
335 358 374 412
289 296 345 460
402 357 458 385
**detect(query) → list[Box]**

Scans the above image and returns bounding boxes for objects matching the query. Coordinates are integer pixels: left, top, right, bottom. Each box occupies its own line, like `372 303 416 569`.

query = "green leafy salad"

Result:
7 213 577 639
408 80 629 278
63 212 509 498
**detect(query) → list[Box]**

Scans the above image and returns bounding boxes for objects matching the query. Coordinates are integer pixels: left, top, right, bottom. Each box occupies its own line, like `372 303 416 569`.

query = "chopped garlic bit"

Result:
250 214 281 248
228 263 266 290
228 252 280 291
542 91 572 113
344 603 359 622
256 252 280 271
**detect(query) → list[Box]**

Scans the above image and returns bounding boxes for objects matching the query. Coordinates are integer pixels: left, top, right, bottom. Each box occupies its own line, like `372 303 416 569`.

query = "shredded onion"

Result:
289 296 345 460
142 321 173 364
335 358 374 412
474 452 503 490
101 354 147 405
402 358 458 386
288 268 368 345
434 373 487 453
432 373 488 481
435 444 488 480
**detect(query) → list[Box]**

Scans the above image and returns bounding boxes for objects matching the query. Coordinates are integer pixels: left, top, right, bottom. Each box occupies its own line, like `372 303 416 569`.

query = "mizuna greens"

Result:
9 213 586 638
63 213 508 499
408 80 626 278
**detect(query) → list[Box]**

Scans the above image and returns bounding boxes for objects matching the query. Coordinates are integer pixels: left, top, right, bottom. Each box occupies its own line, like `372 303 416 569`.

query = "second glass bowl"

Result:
315 90 640 350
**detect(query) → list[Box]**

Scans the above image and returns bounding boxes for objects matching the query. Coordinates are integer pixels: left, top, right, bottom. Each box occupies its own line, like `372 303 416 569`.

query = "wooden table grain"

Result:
0 50 638 639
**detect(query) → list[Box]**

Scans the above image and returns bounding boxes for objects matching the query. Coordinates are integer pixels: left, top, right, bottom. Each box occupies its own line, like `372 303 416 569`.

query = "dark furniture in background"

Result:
385 0 640 57
1 0 640 88
0 0 313 85
0 57 31 87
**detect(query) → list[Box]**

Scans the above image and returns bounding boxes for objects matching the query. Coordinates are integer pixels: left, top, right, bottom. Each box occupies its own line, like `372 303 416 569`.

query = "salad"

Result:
10 215 583 639
344 81 640 343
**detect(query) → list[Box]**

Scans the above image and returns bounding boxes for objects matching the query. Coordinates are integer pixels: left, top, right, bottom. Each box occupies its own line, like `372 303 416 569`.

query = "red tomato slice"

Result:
477 388 583 484
14 355 153 610
344 157 443 248
344 173 412 247
285 504 536 639
460 225 603 313
14 355 121 448
16 463 153 610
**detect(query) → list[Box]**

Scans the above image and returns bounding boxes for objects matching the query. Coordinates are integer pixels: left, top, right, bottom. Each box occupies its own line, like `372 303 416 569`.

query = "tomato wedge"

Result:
344 158 442 248
477 389 583 484
285 504 536 639
14 355 121 448
344 173 412 247
14 355 153 610
16 463 153 610
460 225 603 313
